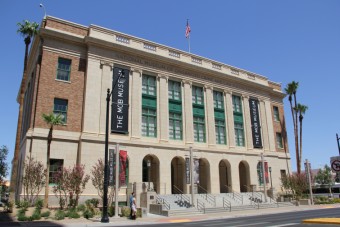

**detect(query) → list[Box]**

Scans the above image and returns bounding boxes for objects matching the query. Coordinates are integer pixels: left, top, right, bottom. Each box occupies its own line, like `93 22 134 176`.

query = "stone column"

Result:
259 100 270 152
205 86 216 147
264 100 276 152
130 68 142 139
225 91 235 148
183 80 193 144
243 95 253 150
158 75 169 143
99 61 113 134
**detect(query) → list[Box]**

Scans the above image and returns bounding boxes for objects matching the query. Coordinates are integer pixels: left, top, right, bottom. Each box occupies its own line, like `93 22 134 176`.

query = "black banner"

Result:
185 158 190 184
111 67 130 134
249 98 262 148
109 149 115 186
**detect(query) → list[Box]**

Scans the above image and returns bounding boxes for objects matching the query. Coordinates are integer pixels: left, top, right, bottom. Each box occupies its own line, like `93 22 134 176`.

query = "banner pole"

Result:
114 143 120 218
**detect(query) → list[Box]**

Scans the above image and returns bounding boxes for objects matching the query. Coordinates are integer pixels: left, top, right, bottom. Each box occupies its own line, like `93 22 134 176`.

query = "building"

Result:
12 16 291 205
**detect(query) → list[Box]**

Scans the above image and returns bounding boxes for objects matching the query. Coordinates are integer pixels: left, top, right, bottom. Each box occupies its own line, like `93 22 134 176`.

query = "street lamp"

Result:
39 3 46 18
260 153 267 203
269 167 273 189
336 133 340 155
101 70 126 223
147 159 151 191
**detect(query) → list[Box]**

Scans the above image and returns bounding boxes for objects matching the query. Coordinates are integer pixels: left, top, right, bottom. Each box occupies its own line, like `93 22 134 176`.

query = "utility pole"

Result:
305 159 314 205
336 133 340 155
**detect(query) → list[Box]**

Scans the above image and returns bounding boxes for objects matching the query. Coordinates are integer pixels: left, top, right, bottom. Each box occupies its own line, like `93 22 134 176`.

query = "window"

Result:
49 159 63 184
273 106 280 121
232 95 242 113
235 122 244 146
142 75 156 96
192 86 204 105
280 169 287 179
276 133 283 148
169 112 182 140
213 91 224 109
215 120 226 144
53 98 68 123
194 116 205 142
56 58 71 81
142 108 157 137
168 80 181 100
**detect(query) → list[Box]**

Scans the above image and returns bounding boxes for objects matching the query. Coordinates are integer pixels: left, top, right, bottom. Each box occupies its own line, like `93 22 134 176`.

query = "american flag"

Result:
185 20 191 38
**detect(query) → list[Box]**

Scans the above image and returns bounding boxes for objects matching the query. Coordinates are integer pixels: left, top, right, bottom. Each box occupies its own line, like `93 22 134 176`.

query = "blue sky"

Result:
1 0 340 177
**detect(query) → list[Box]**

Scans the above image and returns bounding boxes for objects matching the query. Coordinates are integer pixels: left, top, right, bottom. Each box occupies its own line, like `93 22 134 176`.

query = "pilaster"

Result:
158 74 169 143
205 86 215 147
225 90 235 148
99 61 113 134
183 80 193 144
130 68 142 139
259 100 270 151
264 100 276 152
243 95 253 150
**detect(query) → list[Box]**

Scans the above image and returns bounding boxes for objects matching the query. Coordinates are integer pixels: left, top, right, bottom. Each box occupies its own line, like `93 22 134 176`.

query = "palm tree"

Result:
17 20 39 71
285 81 300 173
296 103 308 173
42 113 64 208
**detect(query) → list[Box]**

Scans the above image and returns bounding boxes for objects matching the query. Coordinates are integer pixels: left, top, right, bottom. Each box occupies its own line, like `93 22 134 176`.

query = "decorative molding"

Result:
231 68 239 75
204 85 213 91
130 68 142 75
191 57 202 65
212 63 222 70
247 74 256 80
116 35 130 44
182 80 192 87
169 50 180 58
224 90 232 95
158 74 168 81
99 60 113 70
143 43 156 52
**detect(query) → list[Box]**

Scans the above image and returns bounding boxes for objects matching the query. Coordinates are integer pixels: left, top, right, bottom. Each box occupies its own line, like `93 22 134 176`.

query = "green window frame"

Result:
215 120 226 144
53 98 68 124
235 122 244 146
49 159 63 184
168 80 181 101
56 58 71 81
142 74 156 96
192 86 204 105
142 108 157 137
273 106 280 121
169 112 182 140
213 91 224 109
276 132 283 148
194 116 205 142
232 95 242 113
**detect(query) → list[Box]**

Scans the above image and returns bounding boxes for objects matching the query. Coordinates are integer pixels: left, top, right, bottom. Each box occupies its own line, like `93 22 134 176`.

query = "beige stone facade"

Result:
13 16 291 205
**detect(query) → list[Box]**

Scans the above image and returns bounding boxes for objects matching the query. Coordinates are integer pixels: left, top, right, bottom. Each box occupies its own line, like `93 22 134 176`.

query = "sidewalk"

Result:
1 204 340 226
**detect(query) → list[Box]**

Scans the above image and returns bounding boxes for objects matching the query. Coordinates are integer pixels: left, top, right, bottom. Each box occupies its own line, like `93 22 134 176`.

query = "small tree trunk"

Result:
44 127 53 208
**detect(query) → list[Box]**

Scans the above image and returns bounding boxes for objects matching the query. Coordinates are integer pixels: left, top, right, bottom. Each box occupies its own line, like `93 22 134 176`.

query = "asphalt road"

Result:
113 207 340 227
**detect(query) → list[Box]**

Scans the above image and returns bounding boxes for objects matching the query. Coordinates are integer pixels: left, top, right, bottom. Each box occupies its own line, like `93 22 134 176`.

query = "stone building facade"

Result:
12 16 290 205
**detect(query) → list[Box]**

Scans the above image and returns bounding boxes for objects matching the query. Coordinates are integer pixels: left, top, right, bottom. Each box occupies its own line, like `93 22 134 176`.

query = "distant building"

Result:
11 16 291 205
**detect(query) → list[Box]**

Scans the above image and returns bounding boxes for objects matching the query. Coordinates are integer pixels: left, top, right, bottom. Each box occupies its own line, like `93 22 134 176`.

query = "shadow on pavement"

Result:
0 211 63 227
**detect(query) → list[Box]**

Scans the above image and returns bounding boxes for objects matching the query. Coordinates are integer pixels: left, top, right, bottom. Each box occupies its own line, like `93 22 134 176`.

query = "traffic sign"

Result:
330 156 340 172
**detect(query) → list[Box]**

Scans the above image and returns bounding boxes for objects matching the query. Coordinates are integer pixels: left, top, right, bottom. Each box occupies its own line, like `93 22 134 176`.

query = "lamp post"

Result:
305 159 314 205
39 3 46 18
147 159 151 191
336 133 340 155
269 167 273 189
101 70 126 223
260 153 267 203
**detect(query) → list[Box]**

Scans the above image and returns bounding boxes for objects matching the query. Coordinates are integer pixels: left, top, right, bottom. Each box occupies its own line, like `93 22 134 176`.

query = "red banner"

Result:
119 150 127 186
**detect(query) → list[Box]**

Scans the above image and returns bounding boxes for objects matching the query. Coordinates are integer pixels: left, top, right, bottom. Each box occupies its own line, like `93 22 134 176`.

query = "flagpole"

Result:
188 35 191 53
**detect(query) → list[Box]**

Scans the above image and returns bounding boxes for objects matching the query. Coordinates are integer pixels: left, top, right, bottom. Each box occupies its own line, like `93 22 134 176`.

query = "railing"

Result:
156 195 170 210
197 184 216 207
223 197 231 212
224 185 243 204
172 185 191 207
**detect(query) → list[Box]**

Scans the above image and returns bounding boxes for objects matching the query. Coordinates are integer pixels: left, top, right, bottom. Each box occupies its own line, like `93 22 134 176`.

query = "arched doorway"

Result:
239 161 250 192
197 158 210 193
171 157 186 194
219 160 232 193
142 155 160 193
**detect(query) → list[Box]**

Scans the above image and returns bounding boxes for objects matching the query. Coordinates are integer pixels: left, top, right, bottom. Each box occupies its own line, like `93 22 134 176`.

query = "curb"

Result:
303 218 340 225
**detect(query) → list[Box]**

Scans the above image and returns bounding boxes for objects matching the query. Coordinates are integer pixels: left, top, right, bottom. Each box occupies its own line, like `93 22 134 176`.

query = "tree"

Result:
0 146 9 185
52 164 90 209
42 113 64 207
285 81 302 173
17 20 39 71
315 165 334 194
281 173 309 200
91 159 115 206
295 103 308 172
22 157 46 206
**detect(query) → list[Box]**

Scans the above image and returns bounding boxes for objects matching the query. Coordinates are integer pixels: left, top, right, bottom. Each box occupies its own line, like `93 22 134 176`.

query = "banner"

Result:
108 149 128 187
249 98 262 148
111 67 130 134
193 159 200 184
185 158 190 184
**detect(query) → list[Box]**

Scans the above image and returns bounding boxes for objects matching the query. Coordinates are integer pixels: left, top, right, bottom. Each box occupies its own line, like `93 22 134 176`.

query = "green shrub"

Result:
35 199 44 210
108 206 115 217
66 209 80 219
121 206 130 217
55 210 65 220
17 208 26 216
83 209 94 219
31 209 41 220
16 200 29 210
332 198 340 203
89 198 99 208
41 211 51 218
17 213 28 221
77 204 86 212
